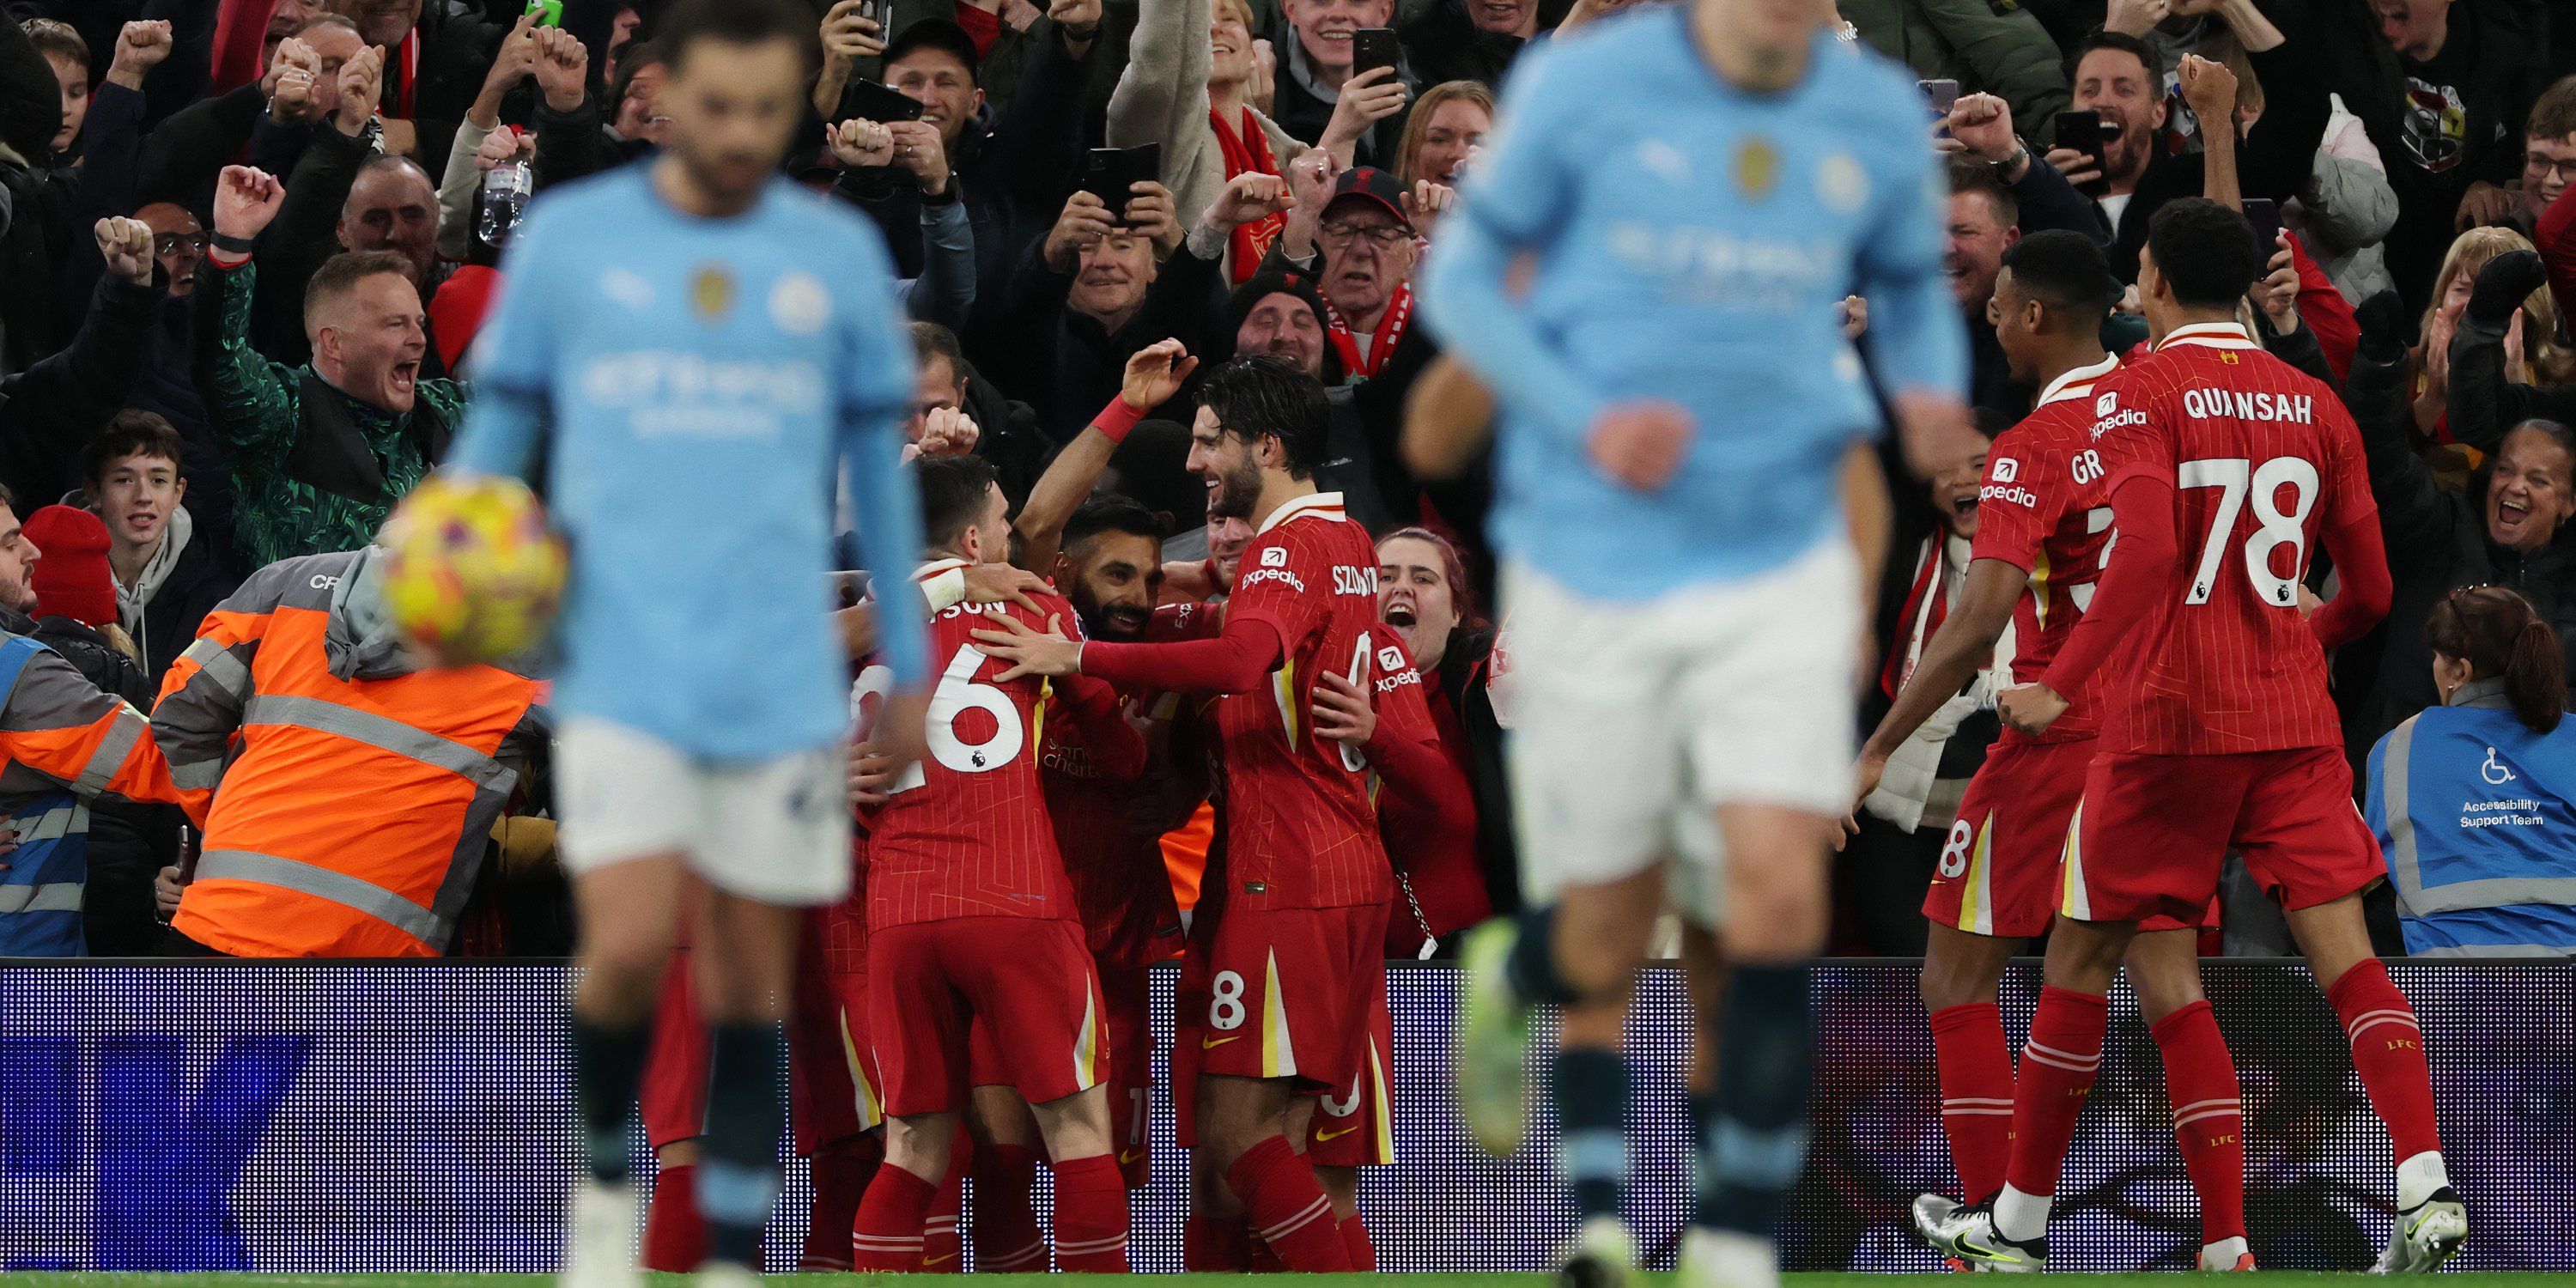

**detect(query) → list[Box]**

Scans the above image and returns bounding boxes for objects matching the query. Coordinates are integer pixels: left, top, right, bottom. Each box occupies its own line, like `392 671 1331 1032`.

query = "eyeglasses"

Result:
1318 221 1409 249
153 233 207 255
2524 155 2576 183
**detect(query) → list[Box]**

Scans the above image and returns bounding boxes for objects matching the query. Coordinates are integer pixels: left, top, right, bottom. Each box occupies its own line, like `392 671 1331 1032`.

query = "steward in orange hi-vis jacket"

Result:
153 549 544 957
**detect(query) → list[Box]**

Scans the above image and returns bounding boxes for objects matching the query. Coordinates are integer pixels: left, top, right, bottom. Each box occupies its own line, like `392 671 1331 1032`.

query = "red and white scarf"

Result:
1211 108 1284 284
1321 283 1412 380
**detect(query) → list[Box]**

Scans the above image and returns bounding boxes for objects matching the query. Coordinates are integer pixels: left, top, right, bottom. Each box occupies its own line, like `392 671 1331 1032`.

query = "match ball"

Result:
380 472 566 665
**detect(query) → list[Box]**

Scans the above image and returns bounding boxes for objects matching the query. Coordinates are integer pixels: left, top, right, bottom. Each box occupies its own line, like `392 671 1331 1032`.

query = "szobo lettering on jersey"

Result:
2081 323 2377 755
1970 355 2119 744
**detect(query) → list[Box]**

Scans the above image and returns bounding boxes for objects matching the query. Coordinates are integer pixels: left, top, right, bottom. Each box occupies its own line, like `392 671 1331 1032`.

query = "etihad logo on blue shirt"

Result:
1602 223 1839 305
577 352 828 436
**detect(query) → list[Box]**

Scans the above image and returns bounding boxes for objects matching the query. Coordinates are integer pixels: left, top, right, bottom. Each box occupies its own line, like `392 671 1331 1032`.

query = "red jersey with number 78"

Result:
1213 492 1400 913
2083 322 2378 756
1969 354 2122 746
863 561 1090 932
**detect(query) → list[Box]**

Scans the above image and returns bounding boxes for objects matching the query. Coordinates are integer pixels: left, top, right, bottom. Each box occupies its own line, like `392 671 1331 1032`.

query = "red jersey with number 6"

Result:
1215 492 1396 912
2085 322 2378 756
1971 355 2122 746
864 562 1095 931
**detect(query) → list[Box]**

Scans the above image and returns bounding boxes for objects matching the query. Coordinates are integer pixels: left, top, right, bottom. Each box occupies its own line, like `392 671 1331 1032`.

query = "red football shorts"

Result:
1172 901 1390 1147
2065 745 2385 926
1304 947 1394 1167
1924 738 2094 939
867 916 1109 1118
642 914 880 1155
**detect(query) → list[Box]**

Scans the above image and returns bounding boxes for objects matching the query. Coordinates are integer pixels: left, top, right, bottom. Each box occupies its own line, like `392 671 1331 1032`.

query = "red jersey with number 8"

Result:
2086 322 2377 756
1970 355 2122 746
1213 493 1395 912
863 563 1091 931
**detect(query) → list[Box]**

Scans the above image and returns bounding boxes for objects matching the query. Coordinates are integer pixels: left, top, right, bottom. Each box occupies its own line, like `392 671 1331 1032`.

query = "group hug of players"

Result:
1868 204 2465 1273
629 348 1426 1274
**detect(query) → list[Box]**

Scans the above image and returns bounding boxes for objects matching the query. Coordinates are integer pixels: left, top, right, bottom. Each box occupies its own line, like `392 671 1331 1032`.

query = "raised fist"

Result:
108 20 174 88
334 45 385 135
828 118 896 169
95 216 155 285
213 165 288 242
534 27 590 113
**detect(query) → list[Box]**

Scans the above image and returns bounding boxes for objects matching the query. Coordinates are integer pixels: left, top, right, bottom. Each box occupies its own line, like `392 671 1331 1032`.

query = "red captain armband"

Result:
1091 394 1149 445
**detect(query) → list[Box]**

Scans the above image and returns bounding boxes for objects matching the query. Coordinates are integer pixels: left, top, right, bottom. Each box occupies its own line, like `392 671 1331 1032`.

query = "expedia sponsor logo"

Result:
1375 667 1423 695
2089 408 2148 440
1980 483 2039 508
1237 568 1306 593
1990 457 2019 483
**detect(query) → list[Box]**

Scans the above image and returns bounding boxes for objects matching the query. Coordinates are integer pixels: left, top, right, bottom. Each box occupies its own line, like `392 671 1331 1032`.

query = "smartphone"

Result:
2241 197 2283 263
2052 110 2108 197
523 0 562 27
844 77 923 124
1918 78 1959 115
1352 28 1402 82
1080 143 1163 222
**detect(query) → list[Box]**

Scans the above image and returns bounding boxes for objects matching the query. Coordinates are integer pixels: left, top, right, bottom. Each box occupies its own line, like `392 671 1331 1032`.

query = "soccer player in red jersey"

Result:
975 356 1449 1273
1917 200 2464 1273
1853 232 2252 1269
845 456 1145 1273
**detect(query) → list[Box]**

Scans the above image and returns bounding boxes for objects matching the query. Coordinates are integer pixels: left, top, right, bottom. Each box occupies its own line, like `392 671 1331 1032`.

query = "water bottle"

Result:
478 160 532 248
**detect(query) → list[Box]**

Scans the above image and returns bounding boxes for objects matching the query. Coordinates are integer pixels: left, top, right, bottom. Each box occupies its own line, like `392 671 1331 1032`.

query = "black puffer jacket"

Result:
27 615 182 957
2344 348 2576 753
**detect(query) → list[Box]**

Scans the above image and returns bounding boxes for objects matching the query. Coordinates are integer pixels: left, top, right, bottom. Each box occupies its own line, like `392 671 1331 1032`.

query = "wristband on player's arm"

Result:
1091 394 1148 445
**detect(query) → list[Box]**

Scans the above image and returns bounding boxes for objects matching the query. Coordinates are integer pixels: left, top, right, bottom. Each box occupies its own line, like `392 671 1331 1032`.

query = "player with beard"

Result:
975 356 1447 1271
1850 231 2253 1270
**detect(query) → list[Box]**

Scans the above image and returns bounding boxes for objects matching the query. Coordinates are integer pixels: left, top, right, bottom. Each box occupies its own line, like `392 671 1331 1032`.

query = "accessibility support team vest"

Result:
0 635 91 956
2366 677 2576 957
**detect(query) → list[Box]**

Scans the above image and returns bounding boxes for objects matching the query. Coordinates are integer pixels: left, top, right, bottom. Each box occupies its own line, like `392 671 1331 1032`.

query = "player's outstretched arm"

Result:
1855 129 1977 477
1013 342 1196 574
978 611 1284 694
2023 471 2178 729
1416 206 1603 447
1850 558 2025 812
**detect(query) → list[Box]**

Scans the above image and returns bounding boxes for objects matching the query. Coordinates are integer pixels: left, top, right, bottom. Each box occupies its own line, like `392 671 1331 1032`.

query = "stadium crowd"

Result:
1 0 2571 965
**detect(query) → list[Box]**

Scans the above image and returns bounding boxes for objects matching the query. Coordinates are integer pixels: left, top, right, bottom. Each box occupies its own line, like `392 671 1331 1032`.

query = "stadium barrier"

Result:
0 960 2564 1273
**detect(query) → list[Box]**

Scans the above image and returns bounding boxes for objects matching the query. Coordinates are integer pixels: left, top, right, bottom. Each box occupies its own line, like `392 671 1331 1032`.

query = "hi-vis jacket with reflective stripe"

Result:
0 630 182 956
2365 677 2576 958
154 552 542 957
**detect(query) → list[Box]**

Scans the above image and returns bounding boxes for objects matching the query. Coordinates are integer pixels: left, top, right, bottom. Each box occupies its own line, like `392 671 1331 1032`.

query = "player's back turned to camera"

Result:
434 3 933 1286
1416 3 1976 1286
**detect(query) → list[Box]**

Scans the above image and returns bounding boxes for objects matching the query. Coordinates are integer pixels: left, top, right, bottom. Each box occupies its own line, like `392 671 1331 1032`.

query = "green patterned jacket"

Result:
191 255 465 569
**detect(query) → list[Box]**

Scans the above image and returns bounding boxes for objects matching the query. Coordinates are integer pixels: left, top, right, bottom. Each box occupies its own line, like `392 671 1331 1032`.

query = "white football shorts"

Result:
555 716 852 906
1501 538 1861 914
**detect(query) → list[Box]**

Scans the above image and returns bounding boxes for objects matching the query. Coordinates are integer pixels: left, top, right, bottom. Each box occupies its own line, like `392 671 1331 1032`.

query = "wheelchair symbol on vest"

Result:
2482 747 2516 787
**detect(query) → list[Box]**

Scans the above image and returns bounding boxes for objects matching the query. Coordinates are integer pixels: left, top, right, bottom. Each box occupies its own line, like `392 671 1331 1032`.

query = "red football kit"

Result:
863 562 1140 1116
1080 494 1439 1109
1925 355 2121 939
1039 600 1216 1186
2044 322 2394 924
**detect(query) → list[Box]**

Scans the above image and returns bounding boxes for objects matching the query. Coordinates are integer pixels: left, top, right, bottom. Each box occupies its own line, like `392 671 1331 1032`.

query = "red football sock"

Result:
851 1163 935 1272
641 1162 708 1273
921 1157 963 1273
1049 1153 1132 1273
1224 1136 1352 1272
1929 1002 2015 1204
1248 1237 1283 1273
1182 1212 1251 1271
800 1135 880 1271
970 1141 1047 1271
2003 986 2108 1200
2327 959 2442 1162
2151 1000 2245 1243
1338 1212 1375 1271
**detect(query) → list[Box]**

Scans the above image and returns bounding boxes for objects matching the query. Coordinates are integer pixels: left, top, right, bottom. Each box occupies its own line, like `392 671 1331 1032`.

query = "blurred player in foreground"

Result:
1914 199 2462 1274
1416 0 1974 1283
436 1 931 1284
1850 230 2253 1269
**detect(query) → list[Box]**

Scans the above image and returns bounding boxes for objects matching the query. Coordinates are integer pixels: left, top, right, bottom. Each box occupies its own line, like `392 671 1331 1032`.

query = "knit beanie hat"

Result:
25 505 117 628
1224 270 1346 385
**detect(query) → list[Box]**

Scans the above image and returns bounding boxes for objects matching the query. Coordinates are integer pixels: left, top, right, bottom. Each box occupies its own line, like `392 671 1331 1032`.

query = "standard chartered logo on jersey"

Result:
579 351 828 437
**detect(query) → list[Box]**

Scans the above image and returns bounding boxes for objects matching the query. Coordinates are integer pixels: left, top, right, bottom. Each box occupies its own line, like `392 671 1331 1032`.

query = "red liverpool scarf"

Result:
1321 283 1412 380
1212 108 1284 283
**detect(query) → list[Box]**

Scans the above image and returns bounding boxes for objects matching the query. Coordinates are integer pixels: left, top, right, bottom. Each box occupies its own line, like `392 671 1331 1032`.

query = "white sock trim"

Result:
1993 1185 2051 1244
2396 1151 2450 1211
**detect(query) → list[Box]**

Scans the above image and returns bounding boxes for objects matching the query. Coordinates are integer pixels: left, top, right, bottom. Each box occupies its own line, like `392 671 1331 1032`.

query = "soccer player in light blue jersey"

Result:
1419 2 1978 1285
440 3 931 1285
